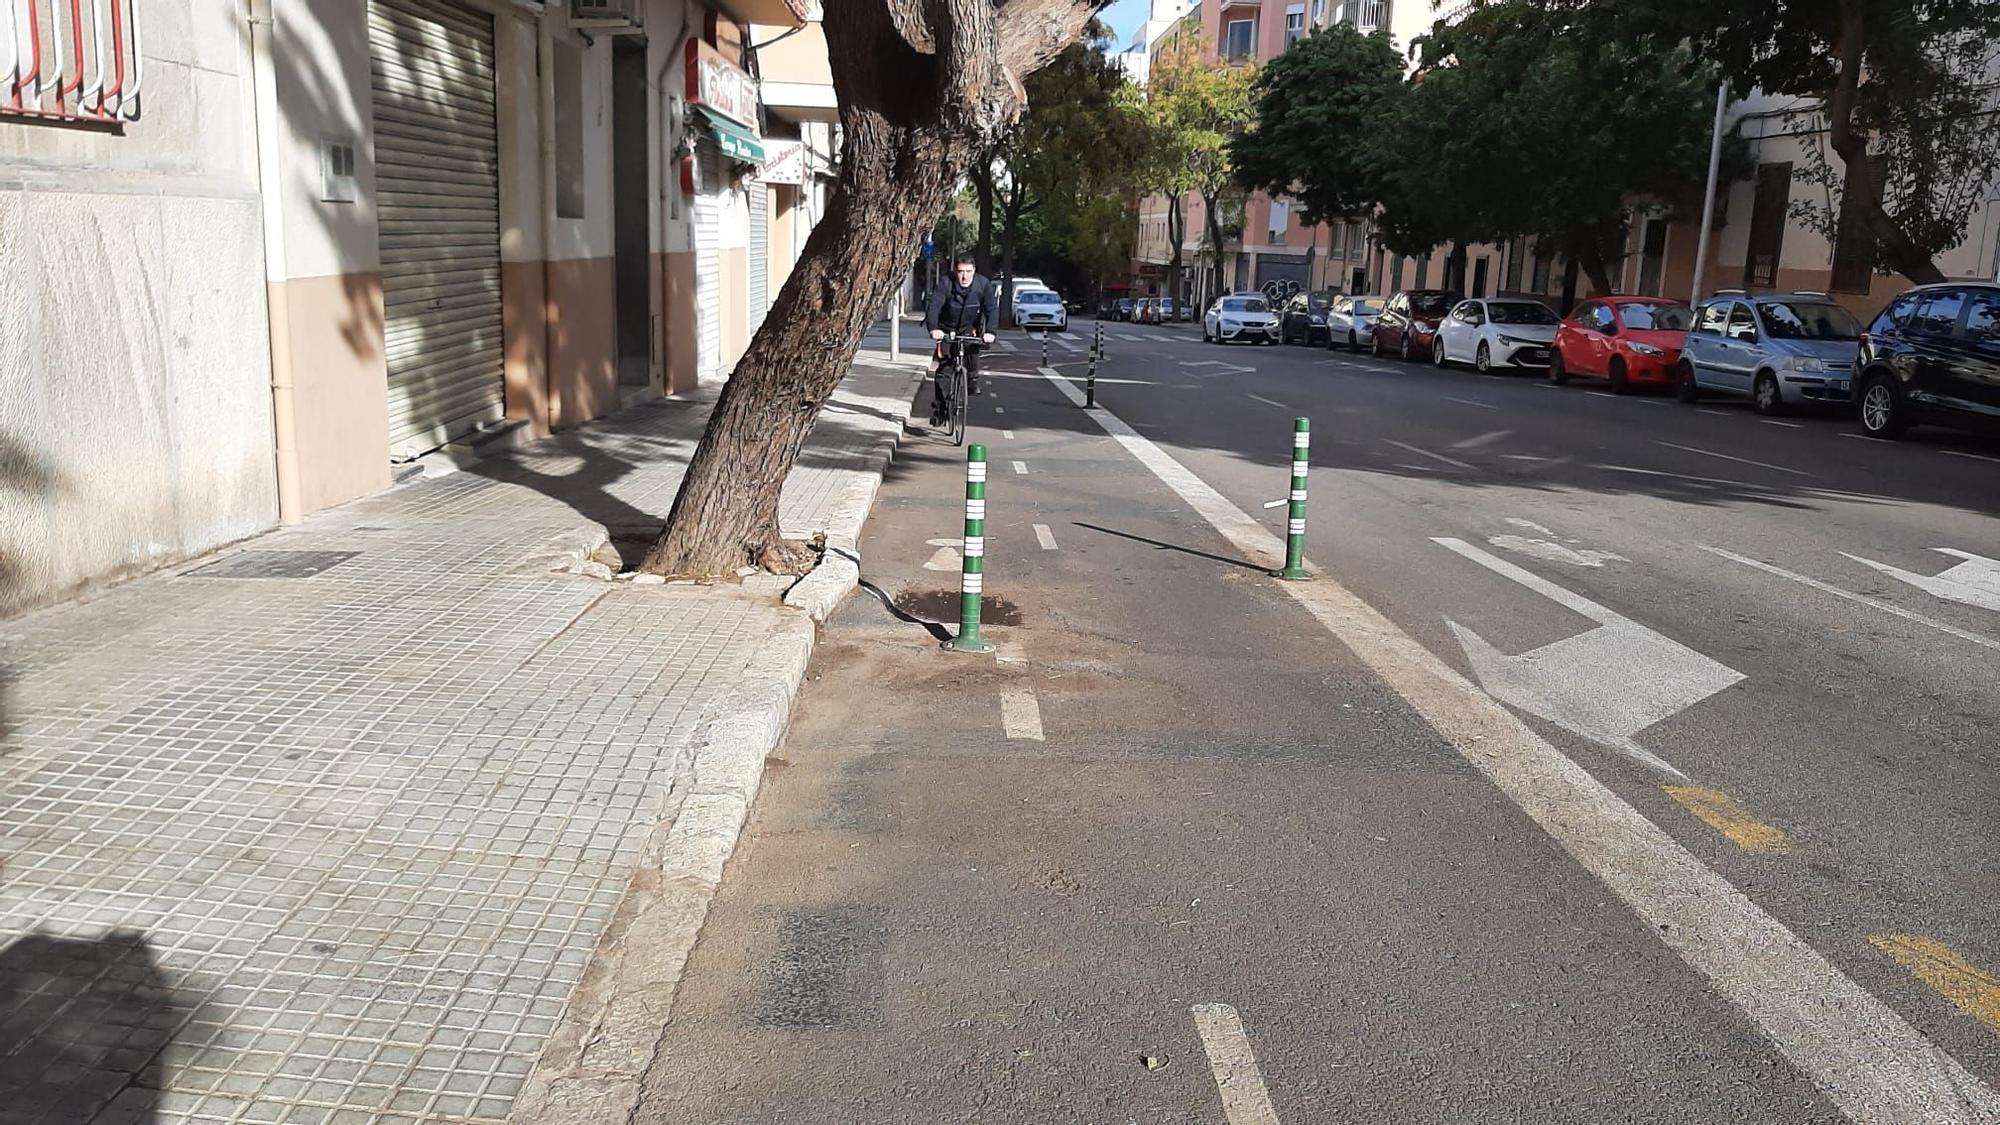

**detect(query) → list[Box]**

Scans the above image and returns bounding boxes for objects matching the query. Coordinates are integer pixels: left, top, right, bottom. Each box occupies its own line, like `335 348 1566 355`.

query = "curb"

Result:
508 363 919 1124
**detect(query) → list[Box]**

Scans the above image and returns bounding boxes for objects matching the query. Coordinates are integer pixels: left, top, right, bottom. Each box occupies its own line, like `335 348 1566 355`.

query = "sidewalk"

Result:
0 341 921 1125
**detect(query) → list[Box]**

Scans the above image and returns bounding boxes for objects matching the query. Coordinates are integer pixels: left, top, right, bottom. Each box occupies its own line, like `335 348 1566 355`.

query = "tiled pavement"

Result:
0 351 919 1124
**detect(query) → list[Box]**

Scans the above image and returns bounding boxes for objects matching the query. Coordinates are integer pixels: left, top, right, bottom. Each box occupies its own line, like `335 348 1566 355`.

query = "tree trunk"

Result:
1444 241 1467 292
1578 246 1616 299
1166 194 1185 308
999 180 1025 326
642 0 1092 580
1825 6 1945 285
1203 191 1228 300
971 157 996 272
1559 256 1580 316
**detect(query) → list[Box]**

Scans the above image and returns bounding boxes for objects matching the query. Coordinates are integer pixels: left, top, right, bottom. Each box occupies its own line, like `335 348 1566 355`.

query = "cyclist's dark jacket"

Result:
925 275 999 334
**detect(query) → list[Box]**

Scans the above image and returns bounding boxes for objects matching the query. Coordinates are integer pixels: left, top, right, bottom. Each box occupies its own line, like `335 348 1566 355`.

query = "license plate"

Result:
1830 379 1850 391
1524 348 1548 359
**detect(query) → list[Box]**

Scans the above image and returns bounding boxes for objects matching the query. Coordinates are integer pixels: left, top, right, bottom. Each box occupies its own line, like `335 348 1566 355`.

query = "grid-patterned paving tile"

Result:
0 365 913 1123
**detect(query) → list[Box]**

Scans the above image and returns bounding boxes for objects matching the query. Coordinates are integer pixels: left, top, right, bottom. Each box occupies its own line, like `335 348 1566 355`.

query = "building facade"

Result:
0 0 834 617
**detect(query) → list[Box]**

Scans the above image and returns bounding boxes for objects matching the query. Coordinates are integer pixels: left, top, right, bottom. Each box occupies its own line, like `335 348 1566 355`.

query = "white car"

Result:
1326 295 1384 351
1432 298 1562 373
1203 293 1280 344
1014 287 1068 331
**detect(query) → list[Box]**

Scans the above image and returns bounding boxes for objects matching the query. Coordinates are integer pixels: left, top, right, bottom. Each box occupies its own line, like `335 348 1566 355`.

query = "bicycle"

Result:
933 332 982 447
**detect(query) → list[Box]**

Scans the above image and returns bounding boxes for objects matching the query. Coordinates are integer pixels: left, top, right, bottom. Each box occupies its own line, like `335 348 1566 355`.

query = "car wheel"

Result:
1346 331 1358 353
1476 342 1493 375
1371 333 1385 358
1400 335 1414 363
1858 372 1909 438
1752 371 1785 416
1675 361 1701 403
1548 351 1569 385
1608 357 1630 395
1432 336 1449 367
1202 326 1211 343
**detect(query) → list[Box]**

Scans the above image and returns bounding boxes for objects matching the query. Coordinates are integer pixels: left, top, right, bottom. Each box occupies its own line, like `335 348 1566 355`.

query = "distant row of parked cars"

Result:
1101 295 1192 325
1240 282 2000 441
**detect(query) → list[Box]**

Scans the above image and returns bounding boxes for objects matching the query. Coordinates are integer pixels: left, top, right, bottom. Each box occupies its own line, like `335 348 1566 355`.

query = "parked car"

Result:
1280 291 1335 346
1550 297 1694 393
1675 291 1862 414
1371 289 1463 362
1852 282 2000 439
1202 293 1281 344
1134 298 1157 325
1157 297 1180 324
1326 295 1384 351
1015 287 1068 331
1432 298 1561 373
1116 297 1136 321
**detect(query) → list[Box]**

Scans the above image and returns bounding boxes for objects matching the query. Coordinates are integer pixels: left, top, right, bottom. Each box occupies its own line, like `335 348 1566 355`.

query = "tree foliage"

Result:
1139 32 1256 300
1230 26 1404 226
1554 0 2000 284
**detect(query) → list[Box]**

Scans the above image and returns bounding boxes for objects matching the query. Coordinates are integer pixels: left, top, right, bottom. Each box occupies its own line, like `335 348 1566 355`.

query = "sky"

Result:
1098 0 1149 48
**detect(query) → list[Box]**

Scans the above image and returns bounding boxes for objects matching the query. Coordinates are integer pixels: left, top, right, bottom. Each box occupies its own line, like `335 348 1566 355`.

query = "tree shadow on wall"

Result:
0 931 191 1125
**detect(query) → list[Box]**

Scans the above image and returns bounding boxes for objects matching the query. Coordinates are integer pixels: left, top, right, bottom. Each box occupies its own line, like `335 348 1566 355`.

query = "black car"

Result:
1279 291 1334 345
1854 282 2000 439
1116 297 1136 322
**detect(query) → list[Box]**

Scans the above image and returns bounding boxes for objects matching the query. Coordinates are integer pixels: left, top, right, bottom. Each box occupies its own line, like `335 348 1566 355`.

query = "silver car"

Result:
1326 295 1384 351
1677 291 1862 414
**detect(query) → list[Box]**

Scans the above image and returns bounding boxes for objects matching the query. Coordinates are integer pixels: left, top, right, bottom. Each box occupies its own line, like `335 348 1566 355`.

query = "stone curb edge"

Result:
507 365 920 1124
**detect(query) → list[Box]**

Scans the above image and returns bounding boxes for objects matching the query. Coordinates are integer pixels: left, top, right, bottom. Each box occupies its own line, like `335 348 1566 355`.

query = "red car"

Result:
1549 296 1695 393
1371 289 1463 362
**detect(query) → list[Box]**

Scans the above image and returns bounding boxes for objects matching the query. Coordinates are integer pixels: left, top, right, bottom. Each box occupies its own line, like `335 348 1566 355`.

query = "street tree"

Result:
640 0 1094 579
1230 25 1404 227
1139 33 1255 306
1565 0 2000 286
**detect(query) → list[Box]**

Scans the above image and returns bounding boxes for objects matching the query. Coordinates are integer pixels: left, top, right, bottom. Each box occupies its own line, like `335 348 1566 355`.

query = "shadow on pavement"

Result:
1072 521 1271 573
0 930 190 1125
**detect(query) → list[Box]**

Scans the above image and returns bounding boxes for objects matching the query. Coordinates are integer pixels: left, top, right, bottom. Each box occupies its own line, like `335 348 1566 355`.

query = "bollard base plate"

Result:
944 636 995 654
1273 567 1311 581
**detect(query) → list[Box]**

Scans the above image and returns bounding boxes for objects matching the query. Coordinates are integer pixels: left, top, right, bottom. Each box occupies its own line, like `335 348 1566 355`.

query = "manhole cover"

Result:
892 588 1023 625
188 550 360 579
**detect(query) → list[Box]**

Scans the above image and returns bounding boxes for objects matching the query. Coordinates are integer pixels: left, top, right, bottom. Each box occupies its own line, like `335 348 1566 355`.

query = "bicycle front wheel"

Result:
949 364 968 447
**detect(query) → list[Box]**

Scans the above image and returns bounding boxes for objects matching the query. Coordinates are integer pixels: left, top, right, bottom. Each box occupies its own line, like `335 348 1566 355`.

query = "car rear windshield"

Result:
1221 298 1269 312
1760 300 1861 340
1619 303 1694 331
1411 293 1456 314
1020 291 1059 304
1488 302 1559 325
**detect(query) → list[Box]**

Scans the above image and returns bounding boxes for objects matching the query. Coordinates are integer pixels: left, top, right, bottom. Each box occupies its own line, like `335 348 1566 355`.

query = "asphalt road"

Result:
636 318 2000 1124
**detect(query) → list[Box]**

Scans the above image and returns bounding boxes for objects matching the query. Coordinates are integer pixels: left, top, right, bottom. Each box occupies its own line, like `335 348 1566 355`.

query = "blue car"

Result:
1675 290 1864 414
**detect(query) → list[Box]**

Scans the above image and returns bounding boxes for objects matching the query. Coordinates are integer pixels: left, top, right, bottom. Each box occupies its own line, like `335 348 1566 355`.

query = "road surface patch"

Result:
1192 1003 1281 1125
1000 690 1045 741
1870 935 2000 1035
1703 547 2000 653
1035 364 2000 1123
1657 440 1816 478
1663 786 1791 852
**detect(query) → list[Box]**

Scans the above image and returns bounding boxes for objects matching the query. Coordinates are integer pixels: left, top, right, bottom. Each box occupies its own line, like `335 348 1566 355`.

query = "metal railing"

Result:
2 0 143 125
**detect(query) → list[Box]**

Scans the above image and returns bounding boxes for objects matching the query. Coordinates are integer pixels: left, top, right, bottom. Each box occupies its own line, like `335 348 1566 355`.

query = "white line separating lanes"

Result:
1656 440 1817 478
1383 439 1476 471
1035 363 2000 1125
1247 394 1289 409
1193 1003 1281 1125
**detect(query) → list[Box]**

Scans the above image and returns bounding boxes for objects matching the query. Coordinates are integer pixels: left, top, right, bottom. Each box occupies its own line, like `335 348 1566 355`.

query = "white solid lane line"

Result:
1699 408 1733 417
1640 399 1668 407
1762 419 1805 428
1586 391 1618 399
1383 439 1475 470
1592 463 1759 490
1011 460 1028 474
1451 429 1512 450
1247 394 1288 409
1656 440 1816 478
999 690 1045 740
1445 396 1500 410
1036 363 2000 1125
1193 1004 1281 1125
1033 523 1058 550
1704 546 2000 653
1941 449 2000 465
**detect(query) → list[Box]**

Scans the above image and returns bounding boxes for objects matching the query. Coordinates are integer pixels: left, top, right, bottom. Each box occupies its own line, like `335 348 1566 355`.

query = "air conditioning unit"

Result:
570 0 643 32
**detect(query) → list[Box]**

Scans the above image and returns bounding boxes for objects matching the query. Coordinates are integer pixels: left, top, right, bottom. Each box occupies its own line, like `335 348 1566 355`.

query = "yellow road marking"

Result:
1662 785 1790 852
1871 934 2000 1034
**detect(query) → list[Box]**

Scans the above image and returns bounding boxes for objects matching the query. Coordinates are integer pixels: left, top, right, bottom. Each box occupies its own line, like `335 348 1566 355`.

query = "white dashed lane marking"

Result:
1193 1003 1281 1125
1011 461 1028 475
1033 523 1058 550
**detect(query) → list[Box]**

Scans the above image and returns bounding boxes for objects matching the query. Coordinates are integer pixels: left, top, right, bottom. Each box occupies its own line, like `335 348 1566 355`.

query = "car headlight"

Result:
1497 334 1521 346
1220 318 1239 328
1309 315 1325 325
1785 355 1826 372
1628 342 1664 356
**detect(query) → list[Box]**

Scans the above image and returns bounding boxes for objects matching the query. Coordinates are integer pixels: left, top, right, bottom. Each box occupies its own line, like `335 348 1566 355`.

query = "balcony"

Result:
753 20 835 122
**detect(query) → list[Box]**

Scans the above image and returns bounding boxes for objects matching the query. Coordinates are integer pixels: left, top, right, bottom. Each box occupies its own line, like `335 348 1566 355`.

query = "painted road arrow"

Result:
1434 537 1745 778
1843 547 2000 613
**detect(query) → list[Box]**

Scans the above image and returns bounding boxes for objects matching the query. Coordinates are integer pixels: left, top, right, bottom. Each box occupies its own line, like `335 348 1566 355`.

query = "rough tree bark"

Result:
641 0 1093 580
971 155 997 272
1165 194 1185 308
1202 190 1228 298
1444 241 1467 293
1825 5 1945 285
998 178 1027 325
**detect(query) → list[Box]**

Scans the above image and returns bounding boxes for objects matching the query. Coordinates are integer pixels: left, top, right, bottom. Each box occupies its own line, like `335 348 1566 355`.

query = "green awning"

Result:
696 106 765 163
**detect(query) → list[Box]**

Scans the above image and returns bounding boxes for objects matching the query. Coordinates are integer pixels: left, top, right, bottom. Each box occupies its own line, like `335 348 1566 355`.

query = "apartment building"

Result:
0 0 836 616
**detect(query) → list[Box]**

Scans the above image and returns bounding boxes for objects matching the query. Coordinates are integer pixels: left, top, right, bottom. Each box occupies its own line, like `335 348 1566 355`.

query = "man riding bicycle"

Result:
924 255 998 426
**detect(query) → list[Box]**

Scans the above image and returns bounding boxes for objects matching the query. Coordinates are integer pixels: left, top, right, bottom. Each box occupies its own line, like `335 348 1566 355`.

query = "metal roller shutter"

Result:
369 0 505 459
693 144 724 380
748 181 769 334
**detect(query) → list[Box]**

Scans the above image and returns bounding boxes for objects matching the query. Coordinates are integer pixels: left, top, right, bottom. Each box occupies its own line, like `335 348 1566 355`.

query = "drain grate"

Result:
188 550 361 579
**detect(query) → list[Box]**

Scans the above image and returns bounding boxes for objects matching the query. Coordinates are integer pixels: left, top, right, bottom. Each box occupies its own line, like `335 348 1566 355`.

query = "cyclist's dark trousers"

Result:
932 342 982 393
